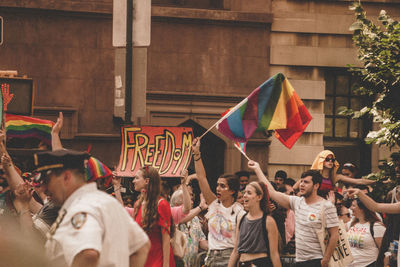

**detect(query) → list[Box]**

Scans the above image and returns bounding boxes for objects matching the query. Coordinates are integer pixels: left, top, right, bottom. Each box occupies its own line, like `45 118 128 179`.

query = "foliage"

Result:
365 152 400 202
347 2 400 148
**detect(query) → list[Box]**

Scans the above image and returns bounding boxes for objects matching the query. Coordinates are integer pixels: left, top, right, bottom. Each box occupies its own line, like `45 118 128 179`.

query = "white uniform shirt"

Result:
45 183 148 267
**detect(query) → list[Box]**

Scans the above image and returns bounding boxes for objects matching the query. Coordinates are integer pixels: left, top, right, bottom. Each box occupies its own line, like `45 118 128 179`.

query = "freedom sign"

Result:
116 126 193 177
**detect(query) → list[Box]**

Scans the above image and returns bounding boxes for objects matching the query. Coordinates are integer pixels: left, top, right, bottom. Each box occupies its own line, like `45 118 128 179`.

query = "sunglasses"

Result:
325 158 336 162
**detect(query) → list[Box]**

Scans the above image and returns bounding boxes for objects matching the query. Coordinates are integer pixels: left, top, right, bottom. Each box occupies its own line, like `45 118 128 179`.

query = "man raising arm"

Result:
248 161 339 267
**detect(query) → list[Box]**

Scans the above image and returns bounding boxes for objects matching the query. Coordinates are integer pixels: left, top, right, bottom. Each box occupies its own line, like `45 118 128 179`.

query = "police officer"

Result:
33 149 150 267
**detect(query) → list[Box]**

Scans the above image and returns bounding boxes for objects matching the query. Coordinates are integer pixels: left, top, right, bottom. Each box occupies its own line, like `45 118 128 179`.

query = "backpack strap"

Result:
262 212 270 250
370 222 375 239
370 221 380 248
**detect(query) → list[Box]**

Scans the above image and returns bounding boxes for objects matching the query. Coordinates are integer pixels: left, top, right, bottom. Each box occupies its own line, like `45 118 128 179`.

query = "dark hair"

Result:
301 169 323 185
342 163 358 175
275 170 287 180
284 178 296 187
220 173 240 201
235 171 250 179
350 199 382 228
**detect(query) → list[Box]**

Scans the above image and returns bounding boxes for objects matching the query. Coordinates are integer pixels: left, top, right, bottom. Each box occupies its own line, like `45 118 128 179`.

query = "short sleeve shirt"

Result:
205 200 244 250
347 222 386 267
289 196 339 262
45 183 148 267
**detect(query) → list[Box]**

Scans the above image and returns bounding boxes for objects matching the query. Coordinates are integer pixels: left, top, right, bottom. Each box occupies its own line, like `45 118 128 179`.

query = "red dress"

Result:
135 198 175 267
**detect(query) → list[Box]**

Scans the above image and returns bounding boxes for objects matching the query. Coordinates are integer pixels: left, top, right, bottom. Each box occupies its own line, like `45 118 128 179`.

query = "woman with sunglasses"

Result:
228 181 281 267
295 150 374 197
346 198 385 267
132 166 175 267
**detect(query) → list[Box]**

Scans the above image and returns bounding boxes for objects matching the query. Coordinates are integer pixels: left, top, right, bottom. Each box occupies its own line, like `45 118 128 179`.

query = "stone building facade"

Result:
0 0 399 181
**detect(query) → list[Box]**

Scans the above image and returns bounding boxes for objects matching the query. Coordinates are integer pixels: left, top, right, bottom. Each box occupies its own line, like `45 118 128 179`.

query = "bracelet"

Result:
194 155 201 161
198 206 203 211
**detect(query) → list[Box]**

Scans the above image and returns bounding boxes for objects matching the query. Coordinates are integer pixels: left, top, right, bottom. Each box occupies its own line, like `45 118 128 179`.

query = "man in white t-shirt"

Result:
249 162 339 267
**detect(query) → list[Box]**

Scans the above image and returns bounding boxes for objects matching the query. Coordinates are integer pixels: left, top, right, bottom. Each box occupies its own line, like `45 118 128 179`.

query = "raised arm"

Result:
179 193 208 224
248 160 291 210
180 169 192 214
13 181 34 236
192 138 216 205
347 188 400 214
1 146 24 190
337 174 375 185
51 112 64 150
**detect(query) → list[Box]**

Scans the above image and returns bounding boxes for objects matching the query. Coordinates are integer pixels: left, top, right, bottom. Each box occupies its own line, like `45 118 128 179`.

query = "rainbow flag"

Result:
234 141 246 153
216 73 312 149
85 157 113 182
5 114 55 146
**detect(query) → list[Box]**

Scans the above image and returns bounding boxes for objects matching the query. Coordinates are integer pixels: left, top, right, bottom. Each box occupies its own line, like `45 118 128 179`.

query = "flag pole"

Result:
199 97 248 140
234 143 251 161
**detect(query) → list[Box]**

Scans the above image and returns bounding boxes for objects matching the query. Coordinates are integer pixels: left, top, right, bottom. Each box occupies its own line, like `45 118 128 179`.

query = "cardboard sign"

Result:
116 126 193 177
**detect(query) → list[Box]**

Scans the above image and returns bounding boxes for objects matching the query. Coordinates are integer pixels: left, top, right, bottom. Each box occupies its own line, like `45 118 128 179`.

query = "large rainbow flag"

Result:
216 73 312 149
5 114 55 146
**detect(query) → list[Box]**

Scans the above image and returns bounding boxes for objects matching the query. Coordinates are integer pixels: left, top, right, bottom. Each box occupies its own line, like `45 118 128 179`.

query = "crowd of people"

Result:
0 113 400 267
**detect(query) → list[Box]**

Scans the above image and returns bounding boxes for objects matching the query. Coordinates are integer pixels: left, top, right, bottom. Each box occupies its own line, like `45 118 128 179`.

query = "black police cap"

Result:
34 149 90 173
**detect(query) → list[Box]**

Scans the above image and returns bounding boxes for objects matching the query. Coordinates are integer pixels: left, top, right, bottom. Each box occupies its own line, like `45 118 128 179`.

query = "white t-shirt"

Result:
205 199 244 250
347 221 386 267
46 183 149 267
289 197 339 262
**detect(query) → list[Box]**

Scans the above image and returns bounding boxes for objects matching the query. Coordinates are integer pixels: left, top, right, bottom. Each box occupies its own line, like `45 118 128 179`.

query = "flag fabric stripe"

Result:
6 124 53 134
226 100 248 139
216 73 312 149
6 114 54 127
5 114 55 146
85 157 112 182
258 75 282 130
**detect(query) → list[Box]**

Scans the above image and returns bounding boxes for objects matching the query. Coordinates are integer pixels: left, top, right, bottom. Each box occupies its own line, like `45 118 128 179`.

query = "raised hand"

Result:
180 169 188 186
192 137 200 155
13 181 32 211
199 193 208 211
1 153 12 168
247 160 260 170
345 188 360 198
52 112 64 135
327 191 336 204
1 83 14 111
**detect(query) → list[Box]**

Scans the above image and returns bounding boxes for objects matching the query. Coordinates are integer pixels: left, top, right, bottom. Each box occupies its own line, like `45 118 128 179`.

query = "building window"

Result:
324 71 362 139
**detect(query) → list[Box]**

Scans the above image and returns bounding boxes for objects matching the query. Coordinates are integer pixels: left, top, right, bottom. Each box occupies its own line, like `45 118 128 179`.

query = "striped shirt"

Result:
289 196 339 262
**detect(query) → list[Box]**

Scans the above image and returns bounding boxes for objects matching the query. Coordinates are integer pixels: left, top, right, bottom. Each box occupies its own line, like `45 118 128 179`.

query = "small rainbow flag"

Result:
85 157 113 182
216 73 312 149
5 114 55 146
234 141 246 153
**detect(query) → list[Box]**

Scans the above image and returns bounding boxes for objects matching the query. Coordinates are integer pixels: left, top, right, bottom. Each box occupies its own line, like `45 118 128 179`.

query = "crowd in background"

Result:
1 113 400 267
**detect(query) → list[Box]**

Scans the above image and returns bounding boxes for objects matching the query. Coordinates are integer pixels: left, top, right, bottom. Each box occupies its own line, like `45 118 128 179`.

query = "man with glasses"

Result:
34 149 150 267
